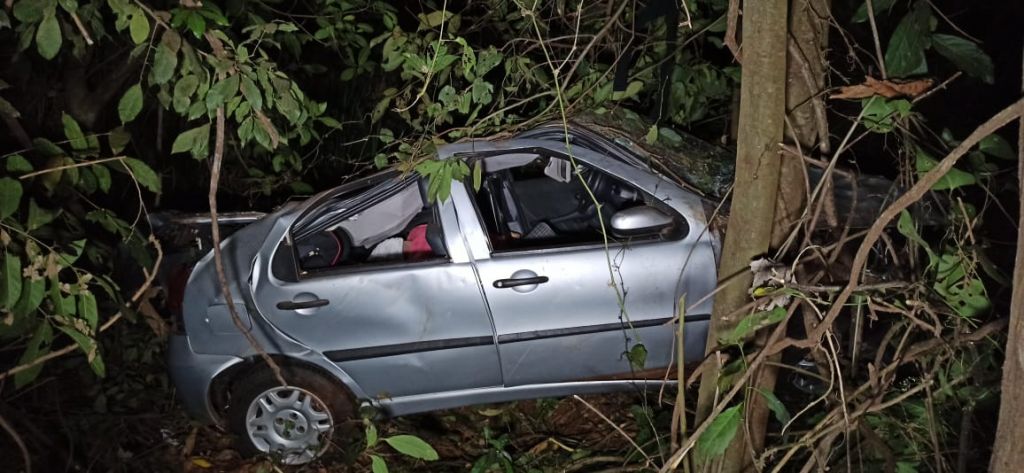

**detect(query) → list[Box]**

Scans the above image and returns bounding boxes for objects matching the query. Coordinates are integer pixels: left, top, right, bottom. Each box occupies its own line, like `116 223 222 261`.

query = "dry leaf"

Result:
830 76 934 100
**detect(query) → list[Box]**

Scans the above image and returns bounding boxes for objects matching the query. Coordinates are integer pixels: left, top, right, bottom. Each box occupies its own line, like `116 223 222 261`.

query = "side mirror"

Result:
610 205 674 237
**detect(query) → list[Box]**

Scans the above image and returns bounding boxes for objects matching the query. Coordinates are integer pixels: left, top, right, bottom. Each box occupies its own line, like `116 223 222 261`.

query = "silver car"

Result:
167 124 719 463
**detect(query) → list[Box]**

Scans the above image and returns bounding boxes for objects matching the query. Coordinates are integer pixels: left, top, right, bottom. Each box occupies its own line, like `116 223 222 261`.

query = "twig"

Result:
572 395 652 466
863 0 887 78
68 11 94 46
912 72 962 104
0 410 30 473
787 98 1024 351
18 156 125 180
562 1 630 86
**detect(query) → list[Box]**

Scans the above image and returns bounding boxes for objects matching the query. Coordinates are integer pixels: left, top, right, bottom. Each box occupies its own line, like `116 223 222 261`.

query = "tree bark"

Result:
988 55 1024 473
772 0 831 248
735 2 832 470
693 0 789 471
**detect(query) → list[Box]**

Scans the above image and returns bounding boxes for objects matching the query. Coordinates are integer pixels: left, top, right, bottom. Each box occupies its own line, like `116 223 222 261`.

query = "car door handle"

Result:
276 299 330 310
493 276 549 289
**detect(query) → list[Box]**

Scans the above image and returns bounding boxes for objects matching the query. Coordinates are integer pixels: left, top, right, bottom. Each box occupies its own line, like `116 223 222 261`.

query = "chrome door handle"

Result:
493 276 549 289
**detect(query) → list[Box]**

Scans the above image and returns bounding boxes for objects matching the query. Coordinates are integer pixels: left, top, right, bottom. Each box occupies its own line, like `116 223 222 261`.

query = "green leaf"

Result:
696 403 743 460
0 253 23 310
171 123 210 156
14 321 52 388
383 435 439 461
27 199 56 231
370 455 389 473
118 83 144 124
884 1 932 78
206 74 240 110
852 0 897 23
627 343 647 370
129 12 150 44
0 177 23 220
93 163 111 193
79 291 98 330
366 423 378 447
645 125 658 145
896 210 937 268
720 306 787 346
13 0 45 22
58 239 85 267
122 157 161 193
240 76 263 110
151 42 178 85
470 79 493 105
932 34 993 84
172 75 200 114
472 160 482 191
0 96 19 118
108 126 131 154
61 113 88 150
915 148 975 190
5 154 33 173
755 388 791 425
55 323 105 377
476 47 502 76
862 97 912 133
11 276 44 317
613 80 644 101
185 11 206 38
35 10 62 60
979 134 1015 160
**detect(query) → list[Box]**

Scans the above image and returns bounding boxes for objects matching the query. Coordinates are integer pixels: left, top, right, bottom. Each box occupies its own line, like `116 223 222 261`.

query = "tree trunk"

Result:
988 61 1024 473
735 1 832 469
772 0 831 248
693 0 789 471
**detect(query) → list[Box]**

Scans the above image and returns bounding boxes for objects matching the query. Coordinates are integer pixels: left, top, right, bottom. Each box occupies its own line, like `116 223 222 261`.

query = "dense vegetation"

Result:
0 0 1021 471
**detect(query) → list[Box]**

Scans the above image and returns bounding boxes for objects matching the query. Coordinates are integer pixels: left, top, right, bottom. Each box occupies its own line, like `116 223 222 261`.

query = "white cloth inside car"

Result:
333 184 421 247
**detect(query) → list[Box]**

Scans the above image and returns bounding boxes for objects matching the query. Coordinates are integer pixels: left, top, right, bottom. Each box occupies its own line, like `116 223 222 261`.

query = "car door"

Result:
251 176 502 399
452 147 716 387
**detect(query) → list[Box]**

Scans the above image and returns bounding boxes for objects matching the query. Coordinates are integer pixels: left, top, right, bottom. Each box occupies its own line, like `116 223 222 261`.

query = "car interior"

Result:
292 179 448 273
473 153 653 251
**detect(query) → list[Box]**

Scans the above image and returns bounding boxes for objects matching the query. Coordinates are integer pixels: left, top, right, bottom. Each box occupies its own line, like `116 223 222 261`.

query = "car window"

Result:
471 153 684 253
290 178 449 275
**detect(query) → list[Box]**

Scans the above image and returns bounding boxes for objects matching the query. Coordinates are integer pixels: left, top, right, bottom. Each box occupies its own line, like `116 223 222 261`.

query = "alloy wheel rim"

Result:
245 386 333 464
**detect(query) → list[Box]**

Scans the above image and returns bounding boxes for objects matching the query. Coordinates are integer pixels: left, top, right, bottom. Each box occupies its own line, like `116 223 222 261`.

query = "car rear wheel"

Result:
227 365 354 465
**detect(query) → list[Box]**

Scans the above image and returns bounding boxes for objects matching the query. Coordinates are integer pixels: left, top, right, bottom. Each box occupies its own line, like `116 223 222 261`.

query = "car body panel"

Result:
171 125 721 423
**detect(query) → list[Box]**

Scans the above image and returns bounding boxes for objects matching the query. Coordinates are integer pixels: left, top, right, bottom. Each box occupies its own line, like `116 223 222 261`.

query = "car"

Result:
167 123 721 464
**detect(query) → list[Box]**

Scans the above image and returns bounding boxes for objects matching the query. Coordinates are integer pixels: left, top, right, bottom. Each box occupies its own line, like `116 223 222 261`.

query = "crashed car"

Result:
167 124 722 463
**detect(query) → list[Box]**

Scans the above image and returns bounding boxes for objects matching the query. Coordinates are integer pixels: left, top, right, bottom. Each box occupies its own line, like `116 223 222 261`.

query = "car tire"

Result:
226 364 355 465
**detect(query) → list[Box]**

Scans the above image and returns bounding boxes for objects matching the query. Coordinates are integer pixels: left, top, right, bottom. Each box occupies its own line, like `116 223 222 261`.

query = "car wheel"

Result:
227 365 354 465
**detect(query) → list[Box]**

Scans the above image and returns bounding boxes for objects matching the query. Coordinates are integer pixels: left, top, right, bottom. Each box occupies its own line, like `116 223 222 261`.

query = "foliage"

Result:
362 419 439 472
871 0 994 83
0 0 1015 471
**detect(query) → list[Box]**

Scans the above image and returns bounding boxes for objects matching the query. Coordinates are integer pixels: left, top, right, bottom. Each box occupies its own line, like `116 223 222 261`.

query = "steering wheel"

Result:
545 168 608 230
297 228 352 269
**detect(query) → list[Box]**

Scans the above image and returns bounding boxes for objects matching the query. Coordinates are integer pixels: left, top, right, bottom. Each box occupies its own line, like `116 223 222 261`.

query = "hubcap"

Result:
245 386 333 464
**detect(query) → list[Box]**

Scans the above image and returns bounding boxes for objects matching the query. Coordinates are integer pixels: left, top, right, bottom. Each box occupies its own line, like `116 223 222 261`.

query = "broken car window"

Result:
291 177 448 274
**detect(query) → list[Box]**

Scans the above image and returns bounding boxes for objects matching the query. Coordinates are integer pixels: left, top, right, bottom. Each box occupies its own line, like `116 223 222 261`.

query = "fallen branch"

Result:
204 32 286 387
